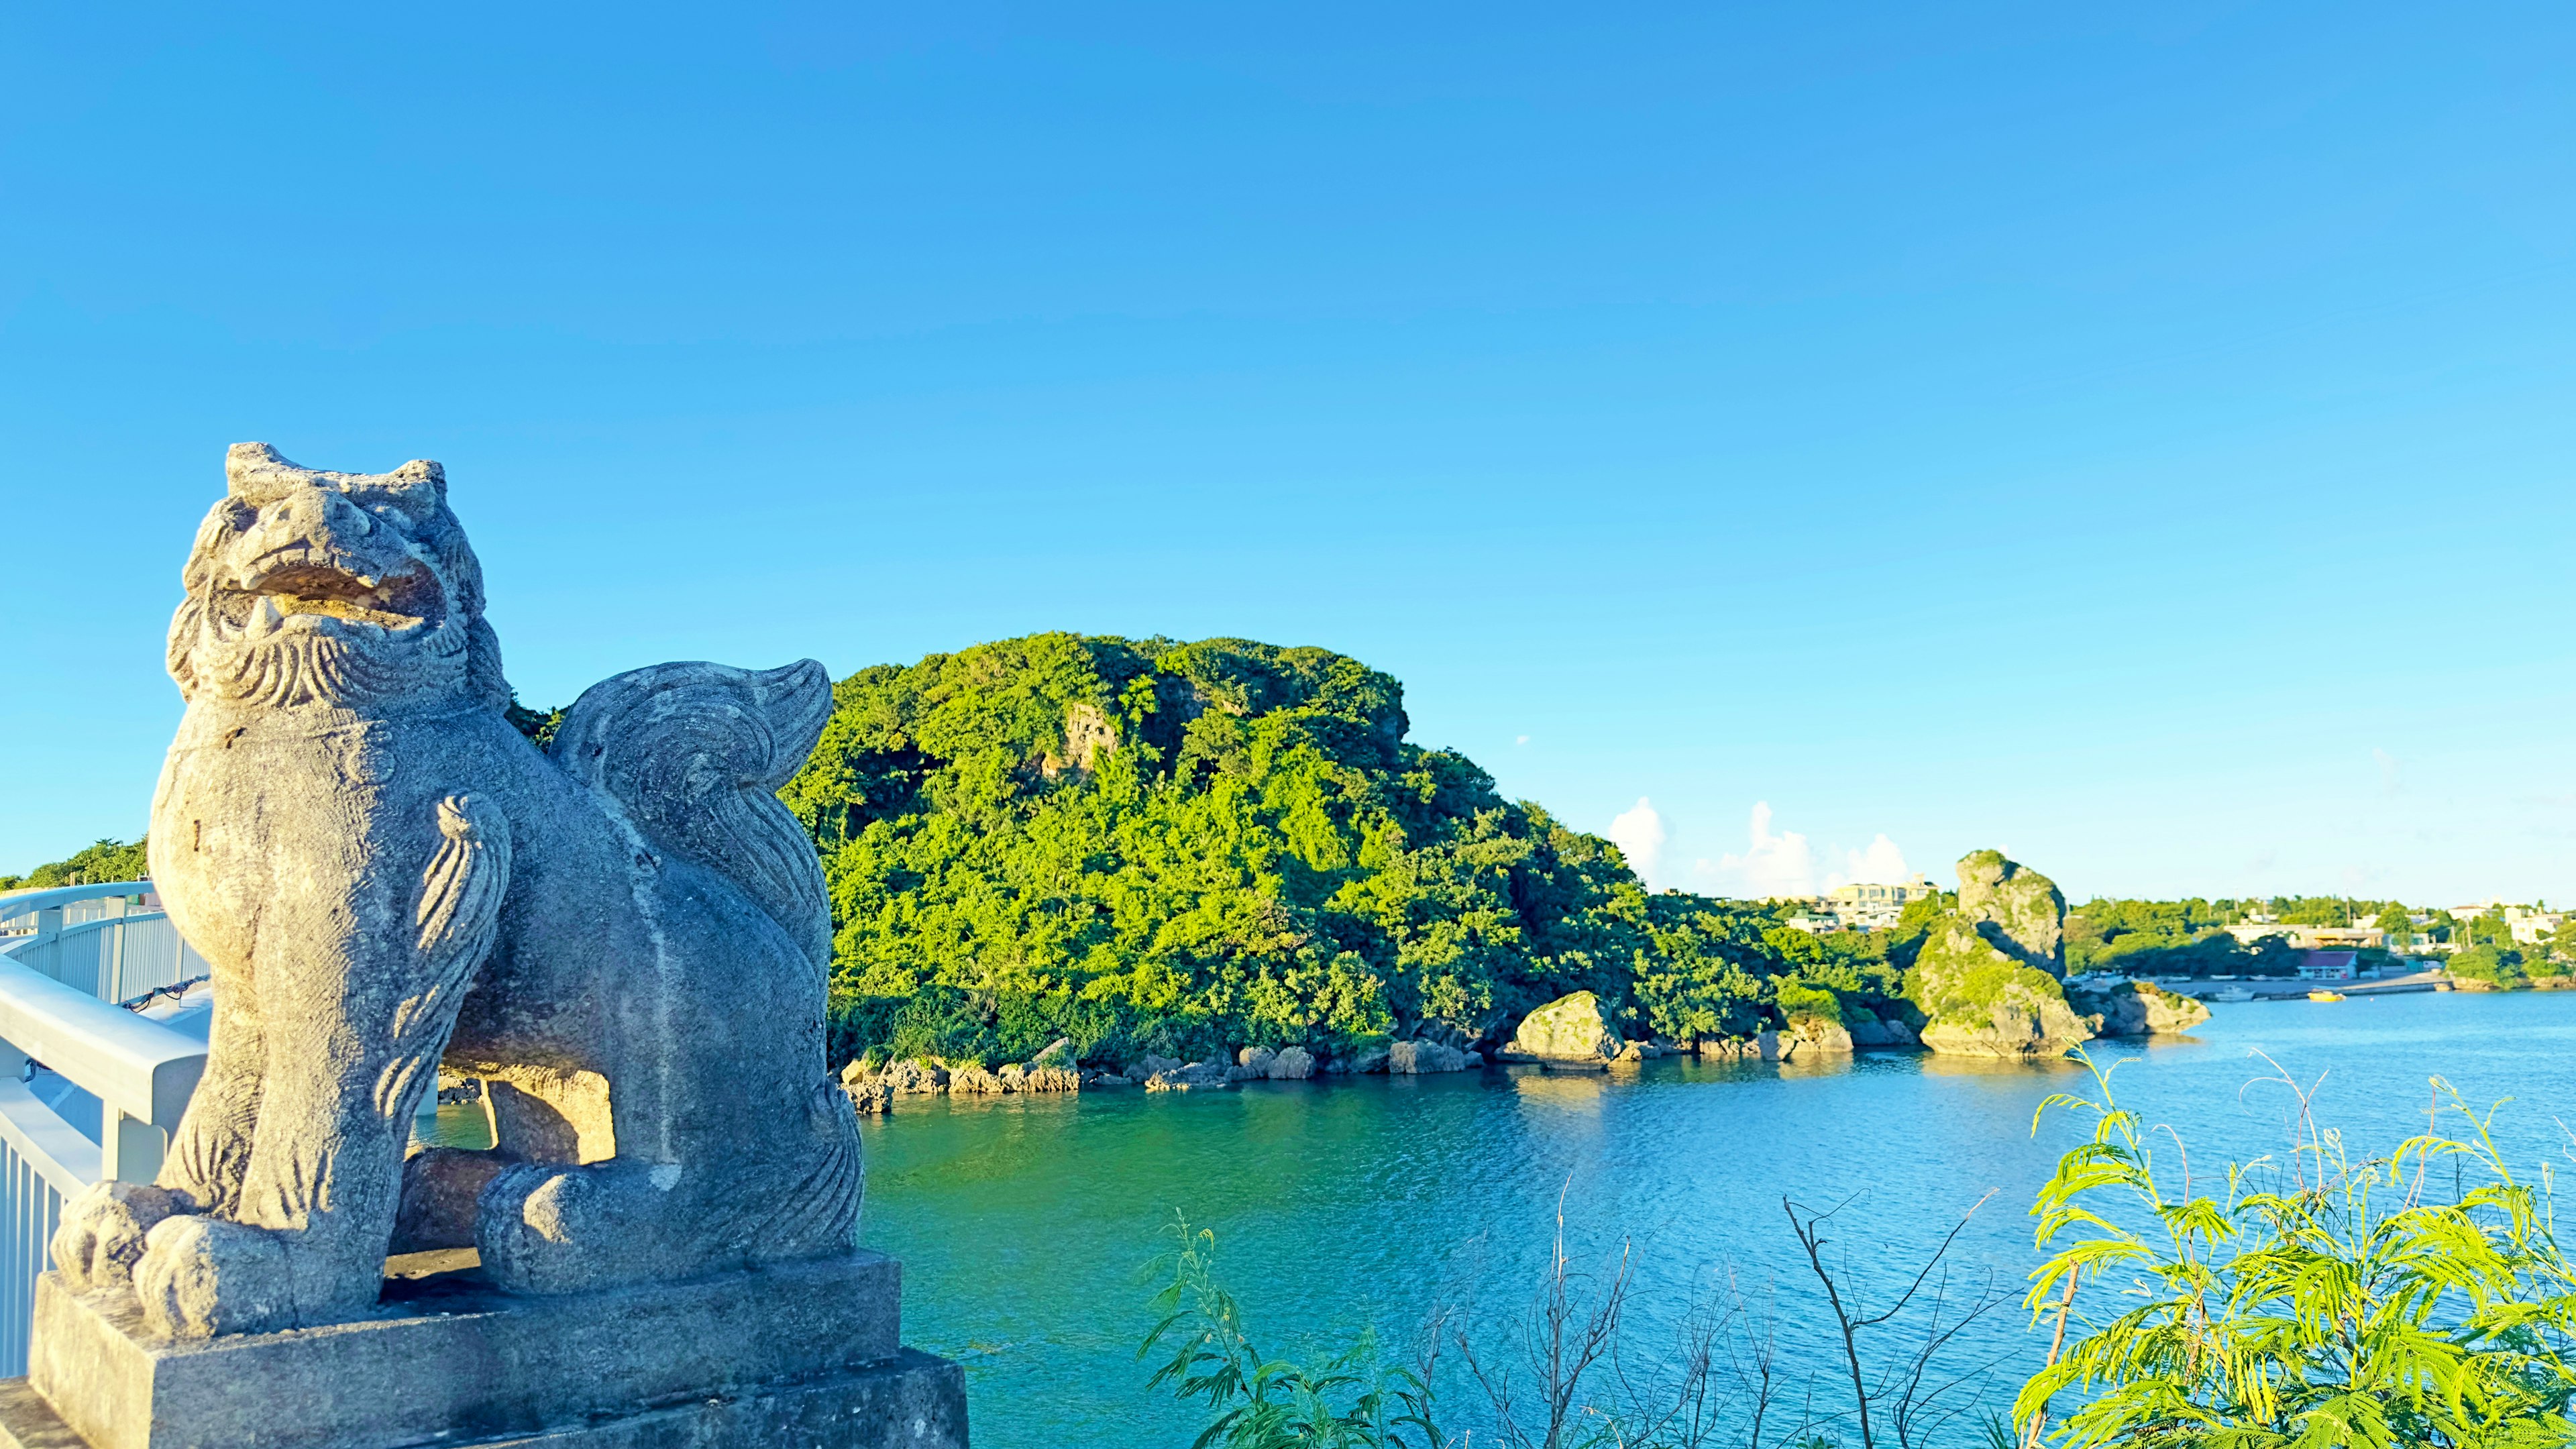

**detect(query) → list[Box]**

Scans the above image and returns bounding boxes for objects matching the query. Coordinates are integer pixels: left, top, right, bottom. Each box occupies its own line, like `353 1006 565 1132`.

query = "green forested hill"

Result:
781 633 1927 1067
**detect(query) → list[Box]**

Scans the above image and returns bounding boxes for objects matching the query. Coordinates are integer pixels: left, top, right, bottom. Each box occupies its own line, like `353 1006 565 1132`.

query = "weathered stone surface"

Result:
1268 1046 1315 1079
1232 1046 1277 1081
2068 979 2212 1036
1904 851 2092 1059
48 445 860 1338
19 445 965 1449
21 1252 950 1449
846 1079 896 1115
1507 991 1621 1062
1388 1039 1474 1074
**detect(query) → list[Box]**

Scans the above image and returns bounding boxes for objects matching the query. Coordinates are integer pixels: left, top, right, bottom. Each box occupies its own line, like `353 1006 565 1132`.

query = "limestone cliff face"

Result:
1904 851 2091 1057
1954 849 2065 975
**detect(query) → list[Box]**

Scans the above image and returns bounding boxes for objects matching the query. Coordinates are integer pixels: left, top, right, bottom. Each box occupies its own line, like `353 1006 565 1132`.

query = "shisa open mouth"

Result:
223 550 445 637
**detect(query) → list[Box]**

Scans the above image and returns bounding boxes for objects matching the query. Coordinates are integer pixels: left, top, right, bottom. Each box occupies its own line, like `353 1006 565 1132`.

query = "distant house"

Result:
2507 906 2564 945
2295 950 2358 981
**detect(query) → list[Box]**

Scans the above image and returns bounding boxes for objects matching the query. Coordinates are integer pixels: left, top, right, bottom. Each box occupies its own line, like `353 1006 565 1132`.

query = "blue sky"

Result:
3 3 2571 904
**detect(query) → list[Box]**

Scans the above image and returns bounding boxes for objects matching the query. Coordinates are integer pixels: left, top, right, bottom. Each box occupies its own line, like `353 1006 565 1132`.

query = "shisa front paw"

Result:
133 1215 295 1338
49 1181 195 1291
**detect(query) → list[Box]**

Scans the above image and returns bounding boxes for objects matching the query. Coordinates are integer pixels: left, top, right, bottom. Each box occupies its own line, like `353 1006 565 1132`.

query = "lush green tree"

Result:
784 634 1754 1066
0 837 152 894
2448 943 2528 989
2374 903 2415 951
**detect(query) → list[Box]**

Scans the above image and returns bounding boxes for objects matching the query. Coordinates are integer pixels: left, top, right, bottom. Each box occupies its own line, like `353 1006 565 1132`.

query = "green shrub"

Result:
2448 944 2530 989
2017 1055 2576 1446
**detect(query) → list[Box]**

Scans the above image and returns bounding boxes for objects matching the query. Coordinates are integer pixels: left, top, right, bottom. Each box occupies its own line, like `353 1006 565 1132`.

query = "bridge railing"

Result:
0 881 207 1374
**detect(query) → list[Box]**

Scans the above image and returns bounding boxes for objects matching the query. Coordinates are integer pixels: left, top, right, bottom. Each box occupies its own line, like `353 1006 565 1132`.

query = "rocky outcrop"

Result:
1780 1017 1854 1056
1955 849 2065 973
838 1060 896 1115
2068 979 2211 1036
1389 1038 1476 1074
1335 1042 1392 1075
1144 1059 1234 1091
880 1059 950 1095
1229 1045 1316 1081
947 1063 1006 1095
1507 991 1622 1062
1904 851 2092 1058
1031 1037 1079 1070
1844 1010 1921 1049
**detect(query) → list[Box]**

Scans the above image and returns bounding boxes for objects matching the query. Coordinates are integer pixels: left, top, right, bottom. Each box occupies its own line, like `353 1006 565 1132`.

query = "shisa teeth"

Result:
249 596 284 638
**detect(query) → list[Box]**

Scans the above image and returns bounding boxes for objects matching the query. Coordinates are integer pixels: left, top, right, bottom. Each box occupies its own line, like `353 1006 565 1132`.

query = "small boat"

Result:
2307 989 2346 1003
2206 986 2255 1003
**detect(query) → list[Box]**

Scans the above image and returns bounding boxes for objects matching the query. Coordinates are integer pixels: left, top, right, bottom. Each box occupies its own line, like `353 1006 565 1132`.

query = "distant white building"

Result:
2508 906 2564 946
2226 922 2383 951
1790 875 1938 932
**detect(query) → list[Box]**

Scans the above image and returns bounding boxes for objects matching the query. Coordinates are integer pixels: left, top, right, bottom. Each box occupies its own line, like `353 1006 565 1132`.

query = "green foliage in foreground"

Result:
1144 1220 1439 1449
0 837 151 894
782 633 1933 1066
2019 1058 2576 1447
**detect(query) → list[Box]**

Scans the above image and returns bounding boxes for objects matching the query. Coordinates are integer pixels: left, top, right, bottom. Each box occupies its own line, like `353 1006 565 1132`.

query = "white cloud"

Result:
1825 834 1911 890
1515 735 1530 746
1695 801 1817 899
1607 797 1668 888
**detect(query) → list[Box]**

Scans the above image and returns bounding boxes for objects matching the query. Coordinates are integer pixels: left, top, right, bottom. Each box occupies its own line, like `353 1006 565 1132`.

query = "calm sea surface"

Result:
845 991 2576 1448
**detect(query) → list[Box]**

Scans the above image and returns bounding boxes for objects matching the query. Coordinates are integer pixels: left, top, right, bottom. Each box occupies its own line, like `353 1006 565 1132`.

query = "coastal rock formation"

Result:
1904 851 2093 1058
1956 849 2065 971
2067 979 2212 1036
1144 1060 1234 1091
1508 991 1622 1061
1845 1011 1921 1049
1780 1017 1854 1056
1389 1039 1475 1073
1269 1045 1316 1079
881 1059 949 1095
1032 1037 1079 1070
838 1060 896 1114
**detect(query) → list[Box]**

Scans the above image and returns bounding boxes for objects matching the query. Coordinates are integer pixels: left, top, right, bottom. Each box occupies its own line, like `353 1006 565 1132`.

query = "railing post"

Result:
105 1109 165 1183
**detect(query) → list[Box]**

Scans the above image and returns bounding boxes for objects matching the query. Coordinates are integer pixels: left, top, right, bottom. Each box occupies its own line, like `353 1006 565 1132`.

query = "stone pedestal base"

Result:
0 1251 966 1449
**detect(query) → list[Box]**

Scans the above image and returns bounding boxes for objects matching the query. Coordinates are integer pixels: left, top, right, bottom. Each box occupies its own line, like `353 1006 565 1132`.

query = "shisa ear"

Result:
223 442 304 497
382 458 446 502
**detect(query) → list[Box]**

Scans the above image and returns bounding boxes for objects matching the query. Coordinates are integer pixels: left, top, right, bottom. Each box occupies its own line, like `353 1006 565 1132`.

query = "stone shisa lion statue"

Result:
50 443 864 1338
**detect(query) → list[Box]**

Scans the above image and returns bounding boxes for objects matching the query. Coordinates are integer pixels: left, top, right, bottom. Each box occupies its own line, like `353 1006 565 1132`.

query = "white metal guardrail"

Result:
0 881 208 1374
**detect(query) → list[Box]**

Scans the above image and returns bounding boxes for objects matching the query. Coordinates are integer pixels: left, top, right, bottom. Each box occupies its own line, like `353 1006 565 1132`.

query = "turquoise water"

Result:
857 991 2576 1448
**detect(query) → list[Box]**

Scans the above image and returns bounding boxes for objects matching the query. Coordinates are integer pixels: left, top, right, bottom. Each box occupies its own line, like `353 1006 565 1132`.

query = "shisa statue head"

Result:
168 442 508 710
